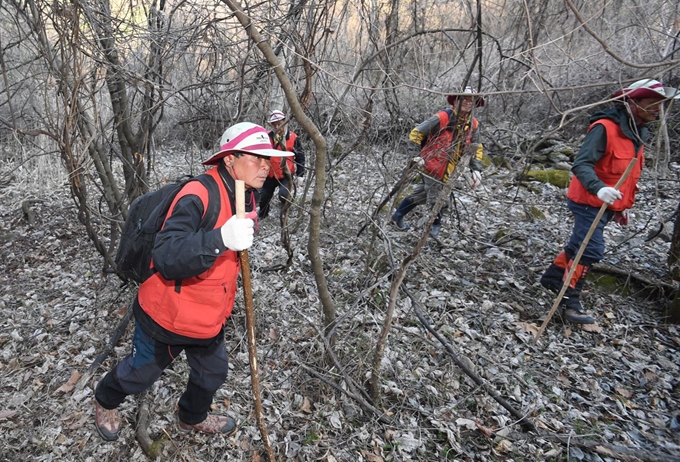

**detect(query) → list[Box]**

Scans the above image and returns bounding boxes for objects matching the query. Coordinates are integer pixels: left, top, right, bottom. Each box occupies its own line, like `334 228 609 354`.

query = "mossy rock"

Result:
493 228 511 243
526 169 571 188
590 274 631 296
480 153 493 168
526 206 546 220
491 156 511 169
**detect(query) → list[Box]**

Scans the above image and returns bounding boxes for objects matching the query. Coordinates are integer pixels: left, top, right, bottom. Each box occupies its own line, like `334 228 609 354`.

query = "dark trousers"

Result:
394 176 444 224
95 323 228 425
565 199 614 264
258 176 291 218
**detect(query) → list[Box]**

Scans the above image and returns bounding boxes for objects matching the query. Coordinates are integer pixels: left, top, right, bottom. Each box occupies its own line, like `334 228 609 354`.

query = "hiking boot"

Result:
429 222 441 237
94 399 120 441
560 297 595 324
178 413 237 436
391 212 409 230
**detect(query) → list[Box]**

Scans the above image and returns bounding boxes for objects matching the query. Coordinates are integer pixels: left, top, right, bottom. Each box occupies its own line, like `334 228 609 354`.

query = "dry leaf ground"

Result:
1 147 679 461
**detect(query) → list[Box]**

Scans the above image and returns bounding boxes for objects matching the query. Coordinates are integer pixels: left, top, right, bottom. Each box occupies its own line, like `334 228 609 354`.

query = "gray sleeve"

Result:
572 124 608 195
415 114 444 139
152 196 225 280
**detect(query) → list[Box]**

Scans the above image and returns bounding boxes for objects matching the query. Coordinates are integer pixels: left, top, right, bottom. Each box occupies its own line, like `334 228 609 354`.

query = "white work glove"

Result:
220 214 255 251
411 156 425 166
469 171 482 189
597 187 622 205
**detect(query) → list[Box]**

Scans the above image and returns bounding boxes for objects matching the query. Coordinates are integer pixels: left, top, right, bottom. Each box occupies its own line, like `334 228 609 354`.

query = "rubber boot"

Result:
391 197 415 230
560 261 595 324
540 251 569 293
429 213 442 237
540 251 595 324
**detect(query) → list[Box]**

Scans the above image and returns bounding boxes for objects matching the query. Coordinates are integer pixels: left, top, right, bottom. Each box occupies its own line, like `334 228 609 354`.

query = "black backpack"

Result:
115 174 220 283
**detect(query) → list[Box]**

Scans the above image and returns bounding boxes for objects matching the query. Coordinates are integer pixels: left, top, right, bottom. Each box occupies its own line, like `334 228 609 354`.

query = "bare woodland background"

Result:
1 0 680 461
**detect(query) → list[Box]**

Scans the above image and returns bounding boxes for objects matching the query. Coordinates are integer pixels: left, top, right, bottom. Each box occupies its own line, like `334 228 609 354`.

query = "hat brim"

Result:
610 88 669 100
203 147 292 166
447 94 485 107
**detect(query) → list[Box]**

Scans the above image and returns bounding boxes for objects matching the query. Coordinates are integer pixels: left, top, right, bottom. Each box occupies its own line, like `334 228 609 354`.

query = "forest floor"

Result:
1 147 679 462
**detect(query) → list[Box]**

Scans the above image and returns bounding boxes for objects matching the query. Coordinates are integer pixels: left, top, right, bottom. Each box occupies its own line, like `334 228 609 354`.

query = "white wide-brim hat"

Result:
611 79 680 101
203 122 291 165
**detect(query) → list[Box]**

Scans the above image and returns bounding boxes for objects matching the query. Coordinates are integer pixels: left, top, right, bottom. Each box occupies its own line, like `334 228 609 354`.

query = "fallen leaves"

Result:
581 322 603 333
1 152 678 462
53 370 81 395
0 410 18 420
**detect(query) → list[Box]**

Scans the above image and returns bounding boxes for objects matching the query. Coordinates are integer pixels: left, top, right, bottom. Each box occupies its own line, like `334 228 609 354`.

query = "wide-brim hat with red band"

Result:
447 86 485 107
203 122 292 165
611 79 680 101
268 110 286 123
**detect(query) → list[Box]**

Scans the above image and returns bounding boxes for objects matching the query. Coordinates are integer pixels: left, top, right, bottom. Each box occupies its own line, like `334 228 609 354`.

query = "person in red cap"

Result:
93 122 291 441
540 79 678 324
258 110 306 219
391 86 485 237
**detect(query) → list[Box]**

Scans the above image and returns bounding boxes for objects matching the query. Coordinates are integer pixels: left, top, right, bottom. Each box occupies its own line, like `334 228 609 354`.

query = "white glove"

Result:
220 215 254 251
597 187 622 205
469 171 482 189
411 156 425 166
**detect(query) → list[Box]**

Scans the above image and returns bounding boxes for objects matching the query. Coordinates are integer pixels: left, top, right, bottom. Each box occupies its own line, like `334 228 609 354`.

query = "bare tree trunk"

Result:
220 0 336 342
369 148 475 402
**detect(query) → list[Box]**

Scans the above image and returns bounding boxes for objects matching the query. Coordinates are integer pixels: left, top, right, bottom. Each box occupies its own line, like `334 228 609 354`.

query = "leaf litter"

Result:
0 148 679 461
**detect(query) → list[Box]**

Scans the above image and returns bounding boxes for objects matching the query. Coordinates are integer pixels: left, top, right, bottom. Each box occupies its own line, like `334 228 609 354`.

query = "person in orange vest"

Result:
93 123 292 441
391 87 485 237
540 79 679 324
258 110 306 219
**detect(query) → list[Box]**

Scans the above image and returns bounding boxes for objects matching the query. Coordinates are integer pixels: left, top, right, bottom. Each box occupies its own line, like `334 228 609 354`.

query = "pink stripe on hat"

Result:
203 122 293 165
220 126 262 151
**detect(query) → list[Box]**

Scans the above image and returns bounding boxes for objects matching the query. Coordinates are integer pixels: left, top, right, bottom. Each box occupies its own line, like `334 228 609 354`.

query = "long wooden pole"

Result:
533 158 638 343
235 180 276 462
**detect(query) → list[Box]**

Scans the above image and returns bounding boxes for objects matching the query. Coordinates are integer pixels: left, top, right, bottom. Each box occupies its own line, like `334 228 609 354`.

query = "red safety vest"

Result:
137 167 240 339
567 118 644 211
268 132 297 179
420 110 478 180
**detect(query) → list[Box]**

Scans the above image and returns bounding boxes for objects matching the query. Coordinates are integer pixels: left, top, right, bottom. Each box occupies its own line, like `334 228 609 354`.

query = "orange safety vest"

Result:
420 110 478 180
567 118 644 211
137 167 239 339
268 132 297 179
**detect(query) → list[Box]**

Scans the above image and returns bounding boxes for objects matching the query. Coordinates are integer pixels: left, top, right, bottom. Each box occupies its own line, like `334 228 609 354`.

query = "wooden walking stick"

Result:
533 158 638 343
235 180 276 462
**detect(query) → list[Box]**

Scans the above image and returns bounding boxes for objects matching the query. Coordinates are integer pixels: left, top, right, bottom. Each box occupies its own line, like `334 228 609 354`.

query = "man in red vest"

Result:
93 122 292 441
258 110 306 219
391 87 484 237
540 79 678 324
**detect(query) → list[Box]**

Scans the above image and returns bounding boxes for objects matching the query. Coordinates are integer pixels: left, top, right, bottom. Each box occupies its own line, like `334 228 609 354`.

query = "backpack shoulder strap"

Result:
194 174 220 229
163 175 220 229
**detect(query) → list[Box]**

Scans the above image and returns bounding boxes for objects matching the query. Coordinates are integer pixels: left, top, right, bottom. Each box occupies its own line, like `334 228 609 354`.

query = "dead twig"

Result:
532 431 680 462
236 180 276 462
87 303 133 373
403 286 537 434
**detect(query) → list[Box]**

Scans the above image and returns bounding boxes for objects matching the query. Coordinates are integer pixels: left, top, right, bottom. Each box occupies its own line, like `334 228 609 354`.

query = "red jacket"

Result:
137 167 239 339
420 110 478 180
268 131 297 179
567 119 643 211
